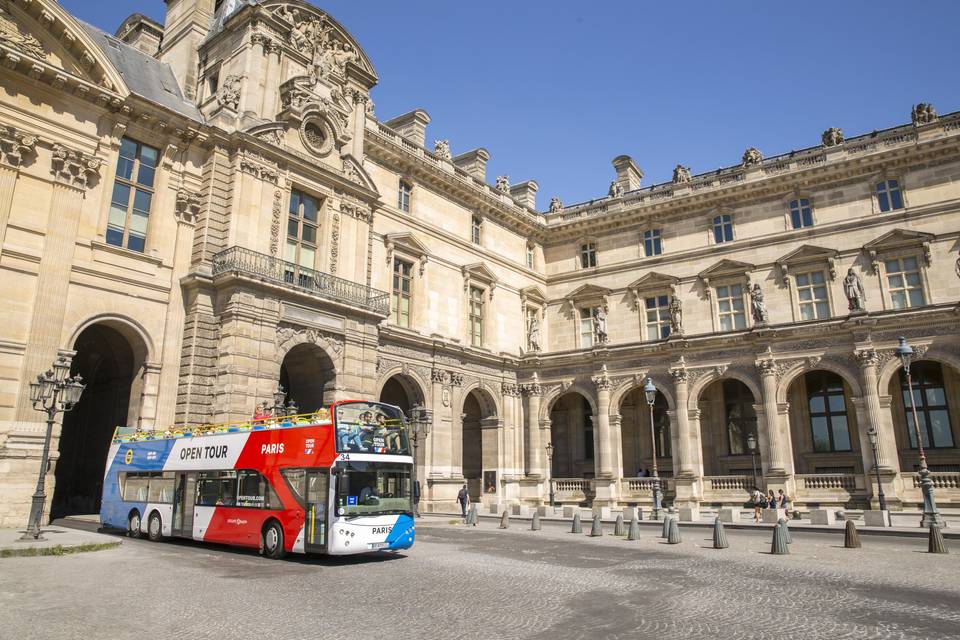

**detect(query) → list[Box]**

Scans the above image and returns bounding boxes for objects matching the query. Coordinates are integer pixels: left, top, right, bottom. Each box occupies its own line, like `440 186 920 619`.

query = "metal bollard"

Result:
627 516 640 541
570 512 582 534
843 520 861 549
589 514 603 537
770 521 789 555
712 517 728 550
613 514 626 536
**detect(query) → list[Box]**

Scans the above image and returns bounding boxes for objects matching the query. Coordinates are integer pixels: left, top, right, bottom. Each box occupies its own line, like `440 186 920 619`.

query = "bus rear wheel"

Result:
147 512 163 542
127 511 142 538
262 521 286 560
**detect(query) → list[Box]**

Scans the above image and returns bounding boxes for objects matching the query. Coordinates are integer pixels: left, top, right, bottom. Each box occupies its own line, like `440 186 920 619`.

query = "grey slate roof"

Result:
78 20 203 123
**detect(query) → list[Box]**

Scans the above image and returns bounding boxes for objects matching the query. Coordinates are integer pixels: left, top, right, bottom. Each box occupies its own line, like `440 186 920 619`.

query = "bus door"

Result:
172 472 197 538
304 470 328 553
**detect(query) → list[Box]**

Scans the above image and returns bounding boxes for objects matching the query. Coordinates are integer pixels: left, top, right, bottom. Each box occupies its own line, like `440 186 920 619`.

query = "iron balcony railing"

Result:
212 246 390 316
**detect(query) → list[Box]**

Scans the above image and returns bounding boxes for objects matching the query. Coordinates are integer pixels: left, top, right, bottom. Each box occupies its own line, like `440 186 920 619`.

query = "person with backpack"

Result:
751 487 764 522
778 489 790 519
457 484 469 519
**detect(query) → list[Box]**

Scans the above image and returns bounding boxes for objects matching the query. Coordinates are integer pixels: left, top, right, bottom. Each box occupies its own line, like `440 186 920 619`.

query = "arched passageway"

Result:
787 370 861 474
378 373 428 471
278 343 336 413
548 392 595 479
53 323 143 518
461 388 498 501
887 360 959 472
698 379 758 477
619 387 671 478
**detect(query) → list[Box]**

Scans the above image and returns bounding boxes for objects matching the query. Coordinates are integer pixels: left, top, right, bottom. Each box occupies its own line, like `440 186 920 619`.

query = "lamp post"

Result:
545 442 555 507
866 425 887 513
643 377 663 520
409 405 431 518
896 336 942 527
746 432 759 492
20 356 85 541
272 385 287 417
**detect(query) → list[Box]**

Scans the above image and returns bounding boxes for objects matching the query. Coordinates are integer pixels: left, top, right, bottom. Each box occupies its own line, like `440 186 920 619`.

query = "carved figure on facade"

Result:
433 139 451 161
431 368 450 384
592 365 611 391
749 283 768 325
593 307 608 344
0 125 37 166
174 188 201 225
741 147 763 167
495 175 509 193
50 144 102 189
527 314 542 352
276 325 344 357
668 295 683 335
217 75 242 111
821 127 844 147
608 180 624 198
669 366 689 384
672 164 691 184
843 268 867 312
273 6 357 85
450 372 464 386
548 196 563 213
0 4 45 60
911 102 938 126
756 358 777 377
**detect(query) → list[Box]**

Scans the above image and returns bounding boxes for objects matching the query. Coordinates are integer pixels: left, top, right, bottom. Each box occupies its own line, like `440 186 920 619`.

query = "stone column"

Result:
756 359 787 475
855 349 902 508
669 368 694 476
591 370 620 504
524 376 543 476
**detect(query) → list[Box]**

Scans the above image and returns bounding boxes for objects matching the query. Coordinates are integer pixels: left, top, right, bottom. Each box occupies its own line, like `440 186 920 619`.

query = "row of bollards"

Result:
487 508 948 554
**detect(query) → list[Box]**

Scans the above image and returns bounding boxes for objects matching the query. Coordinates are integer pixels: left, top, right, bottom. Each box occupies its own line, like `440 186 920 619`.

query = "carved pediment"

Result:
340 154 376 191
698 259 754 280
520 285 547 306
862 229 935 273
385 232 429 275
775 245 839 285
462 262 498 298
565 284 611 308
627 271 679 292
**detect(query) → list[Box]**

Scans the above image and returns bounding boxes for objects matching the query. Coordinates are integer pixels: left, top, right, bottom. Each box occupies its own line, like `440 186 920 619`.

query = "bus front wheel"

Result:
262 521 286 560
147 512 163 542
127 511 142 538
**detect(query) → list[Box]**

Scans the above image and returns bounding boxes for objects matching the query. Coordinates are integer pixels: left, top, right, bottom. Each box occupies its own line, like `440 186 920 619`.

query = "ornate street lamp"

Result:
20 357 86 541
896 336 942 527
408 404 431 518
643 377 663 520
272 385 287 417
545 442 555 507
286 399 299 416
746 432 759 492
866 425 887 514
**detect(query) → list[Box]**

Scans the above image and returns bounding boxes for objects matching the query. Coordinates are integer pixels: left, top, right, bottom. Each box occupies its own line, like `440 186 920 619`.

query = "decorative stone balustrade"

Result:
706 476 752 492
909 472 960 490
797 474 857 491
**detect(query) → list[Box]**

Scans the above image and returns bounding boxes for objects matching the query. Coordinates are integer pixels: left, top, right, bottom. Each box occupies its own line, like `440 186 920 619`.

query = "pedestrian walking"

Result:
413 480 421 518
767 490 777 511
457 484 469 519
778 489 789 519
751 487 763 522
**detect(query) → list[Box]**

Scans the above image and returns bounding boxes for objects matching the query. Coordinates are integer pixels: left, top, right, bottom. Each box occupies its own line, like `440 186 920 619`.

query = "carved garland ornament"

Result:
174 188 201 225
328 209 340 274
276 325 344 357
270 189 282 256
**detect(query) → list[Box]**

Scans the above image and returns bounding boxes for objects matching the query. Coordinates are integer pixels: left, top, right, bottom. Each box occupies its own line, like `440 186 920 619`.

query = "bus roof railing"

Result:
110 410 333 444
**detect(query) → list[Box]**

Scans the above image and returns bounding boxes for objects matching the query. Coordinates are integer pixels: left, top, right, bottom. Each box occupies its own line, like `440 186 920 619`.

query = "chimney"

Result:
115 13 164 56
453 148 490 182
509 180 539 209
158 0 217 100
612 155 644 193
384 109 431 148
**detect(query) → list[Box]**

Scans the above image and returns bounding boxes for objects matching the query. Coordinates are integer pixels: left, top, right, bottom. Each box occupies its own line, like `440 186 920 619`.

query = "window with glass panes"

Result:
468 286 484 346
107 138 158 252
885 256 925 309
901 362 954 449
789 198 813 229
876 179 903 212
471 216 482 244
806 371 852 452
723 379 758 455
285 189 321 287
643 229 662 256
716 283 746 331
391 259 412 327
579 307 595 348
579 242 597 268
397 179 411 212
795 271 830 320
645 294 671 340
712 214 734 244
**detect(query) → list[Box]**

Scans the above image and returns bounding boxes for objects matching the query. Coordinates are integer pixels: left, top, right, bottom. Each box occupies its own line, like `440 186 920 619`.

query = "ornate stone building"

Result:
0 0 958 526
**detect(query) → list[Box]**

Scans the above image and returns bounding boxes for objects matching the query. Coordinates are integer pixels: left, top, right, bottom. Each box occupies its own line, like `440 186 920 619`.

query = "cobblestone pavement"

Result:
0 518 958 640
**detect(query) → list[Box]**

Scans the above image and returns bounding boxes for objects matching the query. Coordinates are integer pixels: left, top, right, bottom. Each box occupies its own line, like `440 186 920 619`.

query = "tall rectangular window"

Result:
716 284 746 331
526 245 535 269
285 189 321 287
579 307 595 348
796 271 830 320
807 372 852 452
107 138 158 252
469 286 484 347
902 363 954 449
471 215 482 245
643 229 662 256
876 179 903 212
789 198 813 229
712 214 734 244
885 256 925 309
391 259 412 327
397 179 411 212
645 295 670 340
579 242 597 268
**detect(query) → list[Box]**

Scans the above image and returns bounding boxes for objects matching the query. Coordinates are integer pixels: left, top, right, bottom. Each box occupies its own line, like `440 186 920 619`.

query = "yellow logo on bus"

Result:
124 449 134 465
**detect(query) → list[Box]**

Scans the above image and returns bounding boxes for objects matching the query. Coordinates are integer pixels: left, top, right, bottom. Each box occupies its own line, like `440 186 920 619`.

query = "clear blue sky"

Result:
63 0 960 209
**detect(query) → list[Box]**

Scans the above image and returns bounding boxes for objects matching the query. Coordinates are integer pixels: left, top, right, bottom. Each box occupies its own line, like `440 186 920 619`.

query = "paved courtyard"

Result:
0 517 958 640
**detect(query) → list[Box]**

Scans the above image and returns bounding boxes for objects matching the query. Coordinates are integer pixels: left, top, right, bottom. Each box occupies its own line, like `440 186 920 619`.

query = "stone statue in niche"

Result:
668 295 683 335
527 314 541 352
593 307 608 344
844 268 867 312
750 283 768 325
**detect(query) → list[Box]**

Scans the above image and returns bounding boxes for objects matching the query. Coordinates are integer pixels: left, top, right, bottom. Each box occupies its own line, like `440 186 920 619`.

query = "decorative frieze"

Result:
501 382 521 397
270 189 282 256
239 156 279 184
431 368 449 384
329 209 340 274
174 188 201 225
50 144 102 189
276 324 344 357
450 372 464 386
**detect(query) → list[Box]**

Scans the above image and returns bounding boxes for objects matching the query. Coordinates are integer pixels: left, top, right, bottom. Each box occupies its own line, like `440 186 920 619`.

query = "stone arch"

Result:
776 358 862 404
459 379 502 420
65 313 153 365
278 342 338 413
275 326 343 374
375 368 429 415
460 382 500 500
540 382 598 423
877 346 960 394
689 368 763 411
610 373 676 412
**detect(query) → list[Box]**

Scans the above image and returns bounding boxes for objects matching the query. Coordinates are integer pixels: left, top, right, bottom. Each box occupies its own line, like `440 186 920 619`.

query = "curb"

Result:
0 540 122 558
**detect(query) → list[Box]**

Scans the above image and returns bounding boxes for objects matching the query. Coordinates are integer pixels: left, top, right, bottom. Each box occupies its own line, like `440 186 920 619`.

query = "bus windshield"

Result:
335 402 410 455
335 461 412 518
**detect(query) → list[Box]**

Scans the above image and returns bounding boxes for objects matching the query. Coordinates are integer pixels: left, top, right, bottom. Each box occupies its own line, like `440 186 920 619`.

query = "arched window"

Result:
901 362 954 449
807 371 851 452
724 380 757 454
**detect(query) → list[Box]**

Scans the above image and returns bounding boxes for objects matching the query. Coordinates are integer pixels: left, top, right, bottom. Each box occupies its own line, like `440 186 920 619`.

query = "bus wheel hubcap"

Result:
267 530 277 550
150 519 159 535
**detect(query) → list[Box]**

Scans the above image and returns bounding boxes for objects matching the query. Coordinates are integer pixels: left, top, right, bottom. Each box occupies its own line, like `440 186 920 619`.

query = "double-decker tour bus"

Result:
99 401 414 558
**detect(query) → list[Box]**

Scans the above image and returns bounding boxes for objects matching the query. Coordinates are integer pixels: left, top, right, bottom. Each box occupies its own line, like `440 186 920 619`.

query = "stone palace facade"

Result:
1 0 959 526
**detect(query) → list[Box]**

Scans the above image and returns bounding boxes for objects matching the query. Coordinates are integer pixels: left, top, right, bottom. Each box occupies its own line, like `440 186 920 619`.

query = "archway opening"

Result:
53 324 139 519
278 343 336 413
619 387 670 479
886 360 958 472
461 389 497 501
698 378 757 477
787 370 860 474
378 373 427 471
548 392 595 480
